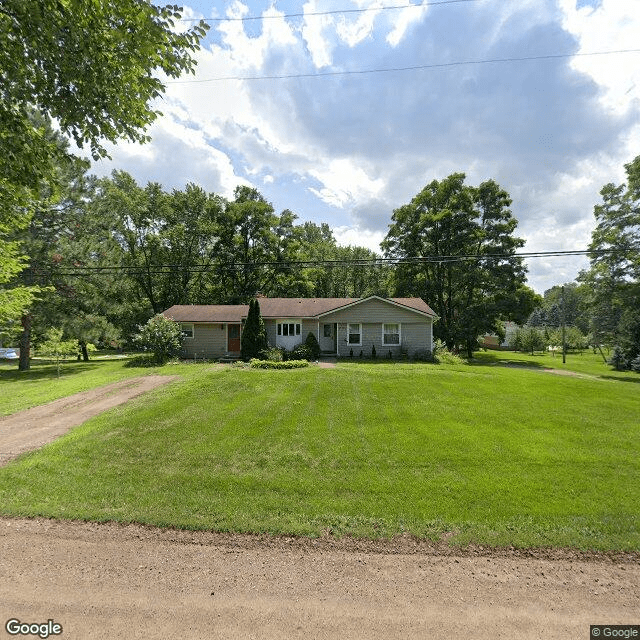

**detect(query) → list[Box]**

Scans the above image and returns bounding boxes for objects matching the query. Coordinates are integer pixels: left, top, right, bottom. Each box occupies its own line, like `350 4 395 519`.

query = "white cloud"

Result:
335 2 381 47
333 225 385 252
386 3 429 48
302 1 336 67
559 0 640 114
308 159 385 208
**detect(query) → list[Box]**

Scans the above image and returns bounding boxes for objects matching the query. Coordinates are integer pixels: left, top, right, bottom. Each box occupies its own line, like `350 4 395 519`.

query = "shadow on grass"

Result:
600 374 640 384
0 359 112 383
467 353 547 369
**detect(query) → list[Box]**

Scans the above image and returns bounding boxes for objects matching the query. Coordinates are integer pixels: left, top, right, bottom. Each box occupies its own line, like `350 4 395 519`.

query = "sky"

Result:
90 0 639 294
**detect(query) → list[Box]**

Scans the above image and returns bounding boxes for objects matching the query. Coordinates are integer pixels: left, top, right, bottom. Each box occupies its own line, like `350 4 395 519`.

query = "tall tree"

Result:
582 155 640 364
0 1 208 324
382 174 538 356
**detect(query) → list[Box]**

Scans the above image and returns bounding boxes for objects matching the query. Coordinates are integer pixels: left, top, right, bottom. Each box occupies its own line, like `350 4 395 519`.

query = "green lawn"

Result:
0 356 166 416
0 355 638 549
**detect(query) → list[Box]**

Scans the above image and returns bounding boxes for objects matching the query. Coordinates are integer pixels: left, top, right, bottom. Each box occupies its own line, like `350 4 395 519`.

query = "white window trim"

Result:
347 323 362 346
180 323 194 339
276 319 302 339
382 323 401 346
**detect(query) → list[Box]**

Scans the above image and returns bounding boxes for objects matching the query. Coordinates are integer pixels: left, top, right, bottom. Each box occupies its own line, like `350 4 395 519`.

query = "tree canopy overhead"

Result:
0 1 208 325
0 1 208 171
382 173 539 356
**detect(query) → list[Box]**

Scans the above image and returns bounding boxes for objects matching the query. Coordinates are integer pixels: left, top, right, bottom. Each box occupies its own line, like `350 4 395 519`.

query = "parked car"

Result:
0 348 19 360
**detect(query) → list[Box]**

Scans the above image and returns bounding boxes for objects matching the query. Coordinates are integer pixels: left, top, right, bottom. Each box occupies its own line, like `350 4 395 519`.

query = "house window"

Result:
347 323 361 345
277 322 301 336
323 324 332 338
383 323 400 346
180 323 194 339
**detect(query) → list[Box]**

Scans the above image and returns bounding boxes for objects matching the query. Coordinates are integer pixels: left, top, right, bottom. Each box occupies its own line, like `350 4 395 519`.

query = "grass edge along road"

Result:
0 352 638 551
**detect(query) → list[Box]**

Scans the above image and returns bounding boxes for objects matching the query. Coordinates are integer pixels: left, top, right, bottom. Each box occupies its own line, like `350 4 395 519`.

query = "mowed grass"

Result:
0 357 154 416
1 355 638 550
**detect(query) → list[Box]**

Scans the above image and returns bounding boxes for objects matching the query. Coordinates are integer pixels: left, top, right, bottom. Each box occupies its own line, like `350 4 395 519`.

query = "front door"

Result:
228 324 241 352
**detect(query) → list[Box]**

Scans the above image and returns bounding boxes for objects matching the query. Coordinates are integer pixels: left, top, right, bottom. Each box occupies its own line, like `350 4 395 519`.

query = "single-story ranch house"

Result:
163 296 438 359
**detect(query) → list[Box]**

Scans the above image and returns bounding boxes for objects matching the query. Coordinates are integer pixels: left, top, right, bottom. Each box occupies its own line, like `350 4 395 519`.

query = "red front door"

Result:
228 324 241 352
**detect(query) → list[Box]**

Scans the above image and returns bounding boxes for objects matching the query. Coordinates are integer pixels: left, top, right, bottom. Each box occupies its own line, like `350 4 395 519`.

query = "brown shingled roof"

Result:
163 305 247 323
163 296 436 322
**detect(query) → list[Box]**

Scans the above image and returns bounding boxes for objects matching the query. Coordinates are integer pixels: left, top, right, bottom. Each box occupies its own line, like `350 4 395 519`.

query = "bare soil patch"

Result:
1 517 638 639
0 375 178 466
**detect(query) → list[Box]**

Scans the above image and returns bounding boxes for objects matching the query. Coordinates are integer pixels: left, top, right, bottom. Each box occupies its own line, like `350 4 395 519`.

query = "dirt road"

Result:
1 517 638 640
0 376 177 466
1 374 638 638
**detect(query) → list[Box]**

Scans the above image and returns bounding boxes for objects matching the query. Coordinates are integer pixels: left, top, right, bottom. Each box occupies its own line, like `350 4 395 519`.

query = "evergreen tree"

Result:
240 299 268 360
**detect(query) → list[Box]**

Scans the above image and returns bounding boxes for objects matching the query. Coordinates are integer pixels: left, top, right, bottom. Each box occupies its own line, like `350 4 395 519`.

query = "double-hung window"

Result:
382 323 400 346
347 323 361 346
180 323 194 339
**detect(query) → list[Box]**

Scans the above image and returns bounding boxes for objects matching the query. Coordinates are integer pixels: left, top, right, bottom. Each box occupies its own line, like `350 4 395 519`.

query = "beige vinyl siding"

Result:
321 298 432 324
184 323 227 358
401 322 433 356
265 320 277 347
301 319 317 343
335 321 432 357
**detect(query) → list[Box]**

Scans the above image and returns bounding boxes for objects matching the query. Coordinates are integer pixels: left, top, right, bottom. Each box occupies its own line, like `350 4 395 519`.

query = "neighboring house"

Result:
163 296 438 359
480 321 519 350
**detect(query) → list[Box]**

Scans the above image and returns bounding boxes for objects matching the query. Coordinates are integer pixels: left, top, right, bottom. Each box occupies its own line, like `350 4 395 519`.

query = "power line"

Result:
167 48 640 83
179 0 479 23
33 248 617 277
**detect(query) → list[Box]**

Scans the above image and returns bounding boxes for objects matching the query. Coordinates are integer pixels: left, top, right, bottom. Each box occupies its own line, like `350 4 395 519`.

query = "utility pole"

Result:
561 285 566 364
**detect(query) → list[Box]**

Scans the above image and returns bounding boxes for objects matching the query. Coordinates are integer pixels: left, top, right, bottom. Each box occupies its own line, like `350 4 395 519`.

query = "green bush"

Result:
134 314 183 364
434 340 465 365
291 343 313 361
304 332 321 359
249 359 309 369
260 346 284 361
609 346 628 371
411 349 434 363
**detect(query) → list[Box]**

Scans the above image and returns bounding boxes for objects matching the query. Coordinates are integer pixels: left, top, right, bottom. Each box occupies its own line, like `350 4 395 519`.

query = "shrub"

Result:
434 340 465 365
304 332 321 359
260 346 284 361
630 355 640 373
609 346 628 371
291 343 313 361
134 314 183 364
411 349 434 363
249 359 309 369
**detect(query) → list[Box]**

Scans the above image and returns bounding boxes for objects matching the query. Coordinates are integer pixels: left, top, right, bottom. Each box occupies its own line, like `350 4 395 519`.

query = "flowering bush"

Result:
134 314 183 364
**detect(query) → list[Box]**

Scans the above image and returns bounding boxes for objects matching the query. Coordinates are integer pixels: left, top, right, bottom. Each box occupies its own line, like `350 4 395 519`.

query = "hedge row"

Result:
249 359 309 369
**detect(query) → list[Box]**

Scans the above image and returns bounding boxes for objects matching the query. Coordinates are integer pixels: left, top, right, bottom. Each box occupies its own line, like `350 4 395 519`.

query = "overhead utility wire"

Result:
168 48 640 83
36 248 618 277
179 0 479 22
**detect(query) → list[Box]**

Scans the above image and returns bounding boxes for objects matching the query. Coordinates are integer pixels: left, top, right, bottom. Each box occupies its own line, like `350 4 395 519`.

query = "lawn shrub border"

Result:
249 358 309 369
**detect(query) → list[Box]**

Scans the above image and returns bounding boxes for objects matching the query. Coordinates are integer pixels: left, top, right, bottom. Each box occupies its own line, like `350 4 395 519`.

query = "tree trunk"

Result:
18 314 31 371
79 340 89 362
